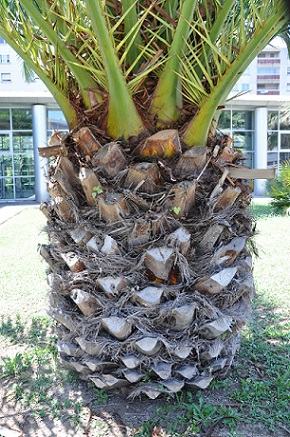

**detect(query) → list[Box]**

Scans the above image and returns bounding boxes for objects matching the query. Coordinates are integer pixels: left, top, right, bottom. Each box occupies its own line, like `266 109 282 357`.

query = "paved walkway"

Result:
0 203 39 226
253 197 271 204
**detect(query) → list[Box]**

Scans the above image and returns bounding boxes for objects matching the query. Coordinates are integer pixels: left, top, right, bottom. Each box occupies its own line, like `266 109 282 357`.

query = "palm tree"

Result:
0 0 288 398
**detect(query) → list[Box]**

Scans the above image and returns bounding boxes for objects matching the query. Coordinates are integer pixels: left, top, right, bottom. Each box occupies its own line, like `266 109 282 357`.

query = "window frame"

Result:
267 109 290 170
0 107 35 201
47 108 68 132
0 54 10 64
218 108 255 169
0 72 11 83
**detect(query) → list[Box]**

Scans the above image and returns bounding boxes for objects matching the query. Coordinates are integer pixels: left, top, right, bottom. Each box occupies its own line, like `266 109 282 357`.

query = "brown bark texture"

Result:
40 127 255 399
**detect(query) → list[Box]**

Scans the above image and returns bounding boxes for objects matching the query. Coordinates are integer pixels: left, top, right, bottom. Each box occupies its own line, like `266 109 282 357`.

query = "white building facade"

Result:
0 37 290 202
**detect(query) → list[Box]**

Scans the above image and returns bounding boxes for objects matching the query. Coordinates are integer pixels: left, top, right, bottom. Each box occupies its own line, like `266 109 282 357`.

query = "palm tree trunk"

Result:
41 126 254 398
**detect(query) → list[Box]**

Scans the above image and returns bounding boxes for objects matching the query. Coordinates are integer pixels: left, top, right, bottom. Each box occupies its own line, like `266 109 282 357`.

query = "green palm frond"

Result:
22 61 36 83
150 0 198 123
0 0 288 142
182 0 289 145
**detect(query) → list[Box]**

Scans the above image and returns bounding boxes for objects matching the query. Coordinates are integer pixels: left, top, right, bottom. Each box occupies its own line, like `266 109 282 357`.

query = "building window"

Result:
257 67 280 75
0 38 6 44
26 72 39 83
233 83 250 93
0 108 34 201
280 113 290 130
47 109 68 136
1 72 11 83
257 82 279 95
218 111 231 130
232 111 253 130
218 109 254 168
0 133 10 152
267 132 278 151
0 54 10 64
268 111 279 130
281 134 290 150
12 108 32 130
258 51 279 58
267 110 290 170
258 59 280 65
258 84 279 90
0 109 10 130
240 83 250 92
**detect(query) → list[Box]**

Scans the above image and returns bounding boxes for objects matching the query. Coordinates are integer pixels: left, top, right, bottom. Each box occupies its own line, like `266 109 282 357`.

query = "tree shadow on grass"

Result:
0 294 289 437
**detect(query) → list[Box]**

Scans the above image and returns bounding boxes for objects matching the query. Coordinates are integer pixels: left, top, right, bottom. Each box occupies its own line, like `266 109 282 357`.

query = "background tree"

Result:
0 0 289 398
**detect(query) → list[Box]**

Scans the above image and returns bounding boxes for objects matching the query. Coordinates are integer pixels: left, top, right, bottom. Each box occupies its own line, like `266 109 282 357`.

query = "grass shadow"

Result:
0 294 289 437
0 316 115 436
229 294 290 429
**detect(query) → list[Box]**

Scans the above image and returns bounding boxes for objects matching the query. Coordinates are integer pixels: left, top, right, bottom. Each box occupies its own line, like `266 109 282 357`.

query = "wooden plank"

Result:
228 167 276 179
38 145 67 158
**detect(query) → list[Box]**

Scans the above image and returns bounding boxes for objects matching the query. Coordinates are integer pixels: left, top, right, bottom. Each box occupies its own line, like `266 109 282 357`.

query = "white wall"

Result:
280 47 289 95
0 43 48 93
235 59 257 95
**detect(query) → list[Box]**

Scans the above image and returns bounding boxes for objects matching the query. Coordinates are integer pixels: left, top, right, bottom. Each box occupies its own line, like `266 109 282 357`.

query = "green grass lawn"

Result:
0 203 289 436
253 211 290 306
0 207 48 318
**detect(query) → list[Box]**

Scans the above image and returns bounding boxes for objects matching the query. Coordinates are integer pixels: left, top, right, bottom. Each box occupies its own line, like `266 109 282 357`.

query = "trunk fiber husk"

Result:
41 127 255 399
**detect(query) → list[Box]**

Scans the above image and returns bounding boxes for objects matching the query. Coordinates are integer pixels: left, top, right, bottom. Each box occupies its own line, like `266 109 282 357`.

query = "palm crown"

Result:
0 1 289 144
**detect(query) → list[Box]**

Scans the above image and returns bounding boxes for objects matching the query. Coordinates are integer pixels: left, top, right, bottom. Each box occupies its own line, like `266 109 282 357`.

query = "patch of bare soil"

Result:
1 339 289 437
1 383 289 437
0 380 161 437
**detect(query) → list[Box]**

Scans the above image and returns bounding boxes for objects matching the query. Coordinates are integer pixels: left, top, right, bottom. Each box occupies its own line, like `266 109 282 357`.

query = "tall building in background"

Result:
0 36 290 202
0 37 66 202
229 37 290 96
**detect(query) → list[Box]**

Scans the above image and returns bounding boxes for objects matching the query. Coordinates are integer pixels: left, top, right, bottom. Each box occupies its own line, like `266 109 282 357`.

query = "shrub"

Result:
269 160 290 213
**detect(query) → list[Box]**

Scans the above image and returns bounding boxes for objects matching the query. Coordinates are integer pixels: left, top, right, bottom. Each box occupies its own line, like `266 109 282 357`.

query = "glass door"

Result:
0 109 14 199
279 114 290 165
267 110 290 169
0 108 35 201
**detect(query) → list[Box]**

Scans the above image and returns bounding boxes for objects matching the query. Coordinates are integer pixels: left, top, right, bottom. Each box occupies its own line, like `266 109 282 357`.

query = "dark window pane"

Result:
0 156 13 177
218 111 231 129
232 111 253 129
267 111 278 130
280 133 290 150
0 177 14 199
242 152 253 168
280 152 290 165
280 112 290 130
0 109 10 129
267 132 278 151
0 133 10 151
13 152 34 176
47 110 67 130
267 152 278 168
12 108 32 130
13 133 33 152
233 132 253 151
15 177 35 199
